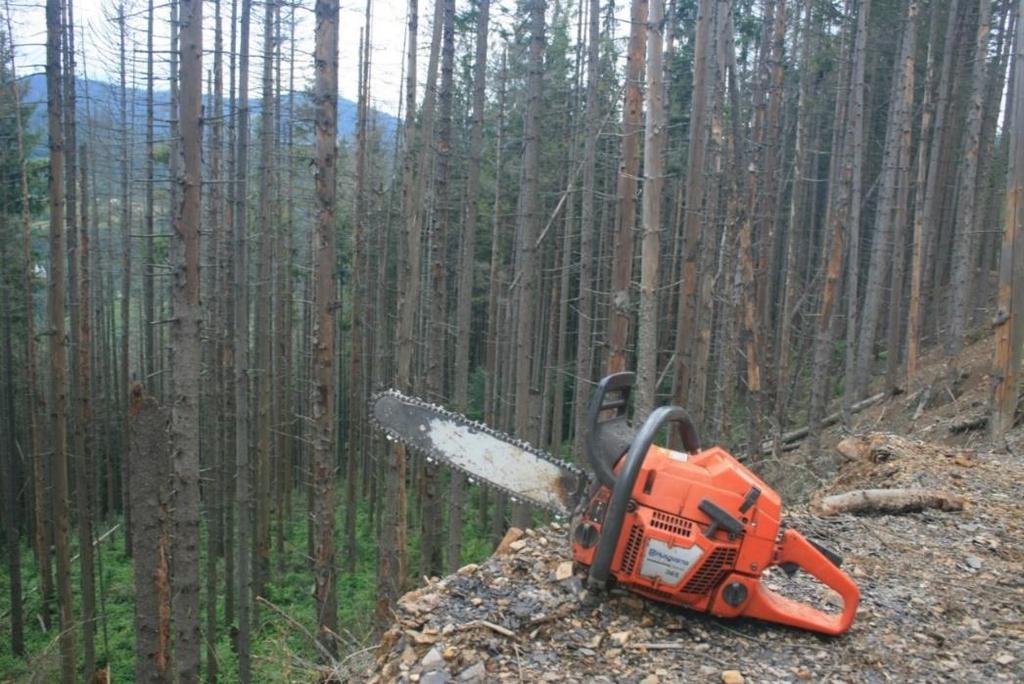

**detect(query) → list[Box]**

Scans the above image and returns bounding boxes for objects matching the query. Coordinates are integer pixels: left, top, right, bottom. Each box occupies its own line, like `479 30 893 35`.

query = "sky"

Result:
10 0 418 114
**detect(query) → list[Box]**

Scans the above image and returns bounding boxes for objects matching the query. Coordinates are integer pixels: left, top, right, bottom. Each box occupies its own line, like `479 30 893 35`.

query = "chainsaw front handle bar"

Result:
720 529 860 636
587 405 700 591
585 373 700 490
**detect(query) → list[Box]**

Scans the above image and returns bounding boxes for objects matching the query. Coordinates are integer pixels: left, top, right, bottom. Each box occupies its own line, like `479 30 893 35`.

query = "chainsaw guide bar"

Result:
370 389 587 516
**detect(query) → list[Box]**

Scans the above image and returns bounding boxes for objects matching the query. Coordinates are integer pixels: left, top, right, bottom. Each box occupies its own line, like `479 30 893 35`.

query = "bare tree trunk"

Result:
223 0 238 629
856 0 919 396
206 1 225 678
233 0 254 674
254 0 278 601
169 0 203 675
572 0 601 455
1 217 23 656
378 0 418 628
5 0 52 626
512 0 547 529
46 0 75 674
947 0 992 359
605 0 647 379
671 0 712 427
885 0 921 390
312 0 340 654
991 0 1023 435
450 0 491 572
635 0 666 420
129 387 171 684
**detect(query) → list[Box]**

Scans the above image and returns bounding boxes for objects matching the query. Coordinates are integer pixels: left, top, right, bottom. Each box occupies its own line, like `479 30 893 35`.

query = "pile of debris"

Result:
368 434 1024 683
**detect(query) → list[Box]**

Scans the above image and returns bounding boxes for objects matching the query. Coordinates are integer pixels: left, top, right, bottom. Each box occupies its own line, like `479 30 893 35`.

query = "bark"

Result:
1 216 23 655
635 0 666 421
254 0 277 600
5 0 53 625
377 0 418 628
671 0 712 421
484 50 507 433
908 0 963 383
170 0 203 675
512 0 547 528
991 0 1024 435
423 0 456 577
116 2 132 559
312 0 340 653
906 0 948 386
450 0 491 573
947 0 992 358
855 0 919 396
143 0 156 384
207 1 225 678
46 0 76 675
128 386 171 684
572 0 600 456
605 0 647 377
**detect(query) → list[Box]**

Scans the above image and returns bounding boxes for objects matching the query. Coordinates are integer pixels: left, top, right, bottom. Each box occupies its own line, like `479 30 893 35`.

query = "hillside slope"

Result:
367 337 1024 683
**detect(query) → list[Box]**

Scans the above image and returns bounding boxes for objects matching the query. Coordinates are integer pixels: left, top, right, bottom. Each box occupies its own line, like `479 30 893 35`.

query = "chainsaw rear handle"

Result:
587 405 700 591
735 528 860 636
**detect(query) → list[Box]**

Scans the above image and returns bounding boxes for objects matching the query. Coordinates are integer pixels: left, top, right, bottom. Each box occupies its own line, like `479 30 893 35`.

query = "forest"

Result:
0 0 1021 679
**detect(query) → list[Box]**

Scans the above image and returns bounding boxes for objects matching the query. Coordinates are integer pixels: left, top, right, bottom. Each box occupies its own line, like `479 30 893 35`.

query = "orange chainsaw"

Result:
370 372 860 635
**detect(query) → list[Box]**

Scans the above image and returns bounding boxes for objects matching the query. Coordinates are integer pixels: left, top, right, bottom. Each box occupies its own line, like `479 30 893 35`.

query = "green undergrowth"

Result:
0 479 501 682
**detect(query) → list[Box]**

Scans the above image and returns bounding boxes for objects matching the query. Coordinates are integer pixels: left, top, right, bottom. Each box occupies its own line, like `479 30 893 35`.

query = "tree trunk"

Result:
671 0 712 427
855 0 919 397
233 0 254 674
46 0 77 675
635 0 666 420
312 0 340 653
947 0 992 359
377 0 418 628
991 0 1023 435
129 387 171 683
450 0 491 572
605 0 647 383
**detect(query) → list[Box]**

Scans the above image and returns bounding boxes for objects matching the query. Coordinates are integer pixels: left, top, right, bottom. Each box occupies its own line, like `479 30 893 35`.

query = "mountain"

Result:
22 72 397 148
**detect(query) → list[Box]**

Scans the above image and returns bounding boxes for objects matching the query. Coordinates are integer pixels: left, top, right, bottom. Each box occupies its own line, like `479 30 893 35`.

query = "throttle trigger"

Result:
699 499 744 540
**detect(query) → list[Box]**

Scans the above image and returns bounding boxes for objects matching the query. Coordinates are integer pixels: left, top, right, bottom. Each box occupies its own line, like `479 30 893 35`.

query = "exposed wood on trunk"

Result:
991 0 1024 435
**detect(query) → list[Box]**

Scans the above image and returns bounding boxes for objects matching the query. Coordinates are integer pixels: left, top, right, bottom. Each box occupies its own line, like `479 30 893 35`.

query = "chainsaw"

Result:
370 372 860 635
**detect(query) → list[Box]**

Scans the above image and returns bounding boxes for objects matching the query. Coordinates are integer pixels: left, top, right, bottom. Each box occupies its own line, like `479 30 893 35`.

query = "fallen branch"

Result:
949 415 988 434
816 488 966 516
71 524 120 564
762 392 886 454
256 595 336 663
456 619 517 639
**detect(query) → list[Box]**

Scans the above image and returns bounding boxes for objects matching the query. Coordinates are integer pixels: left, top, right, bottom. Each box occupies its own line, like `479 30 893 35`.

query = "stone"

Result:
995 653 1015 666
721 670 745 684
493 527 525 555
508 539 528 552
555 561 574 581
964 555 983 570
421 671 452 684
639 676 660 684
610 630 632 645
458 662 487 682
421 646 445 670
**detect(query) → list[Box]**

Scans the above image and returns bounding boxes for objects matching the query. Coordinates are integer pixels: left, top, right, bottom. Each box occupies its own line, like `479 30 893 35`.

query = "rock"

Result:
721 670 745 684
442 645 458 661
493 527 524 555
555 561 574 581
508 539 528 552
610 630 632 645
639 676 660 684
458 662 487 682
964 555 983 570
457 564 480 575
995 653 1015 666
421 671 452 684
421 646 445 670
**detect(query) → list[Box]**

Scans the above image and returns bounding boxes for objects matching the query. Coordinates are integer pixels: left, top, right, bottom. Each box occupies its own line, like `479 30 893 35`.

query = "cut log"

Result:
817 488 966 516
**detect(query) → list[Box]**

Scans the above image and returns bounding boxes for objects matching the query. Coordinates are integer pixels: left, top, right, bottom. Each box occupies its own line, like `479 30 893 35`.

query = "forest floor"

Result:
368 334 1024 683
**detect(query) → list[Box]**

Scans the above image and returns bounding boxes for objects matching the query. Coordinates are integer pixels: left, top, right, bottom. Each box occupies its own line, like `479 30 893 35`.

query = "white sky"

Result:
10 0 429 114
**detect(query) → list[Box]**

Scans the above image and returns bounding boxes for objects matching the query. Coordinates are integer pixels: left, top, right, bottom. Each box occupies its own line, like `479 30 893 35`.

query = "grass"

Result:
0 479 500 682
